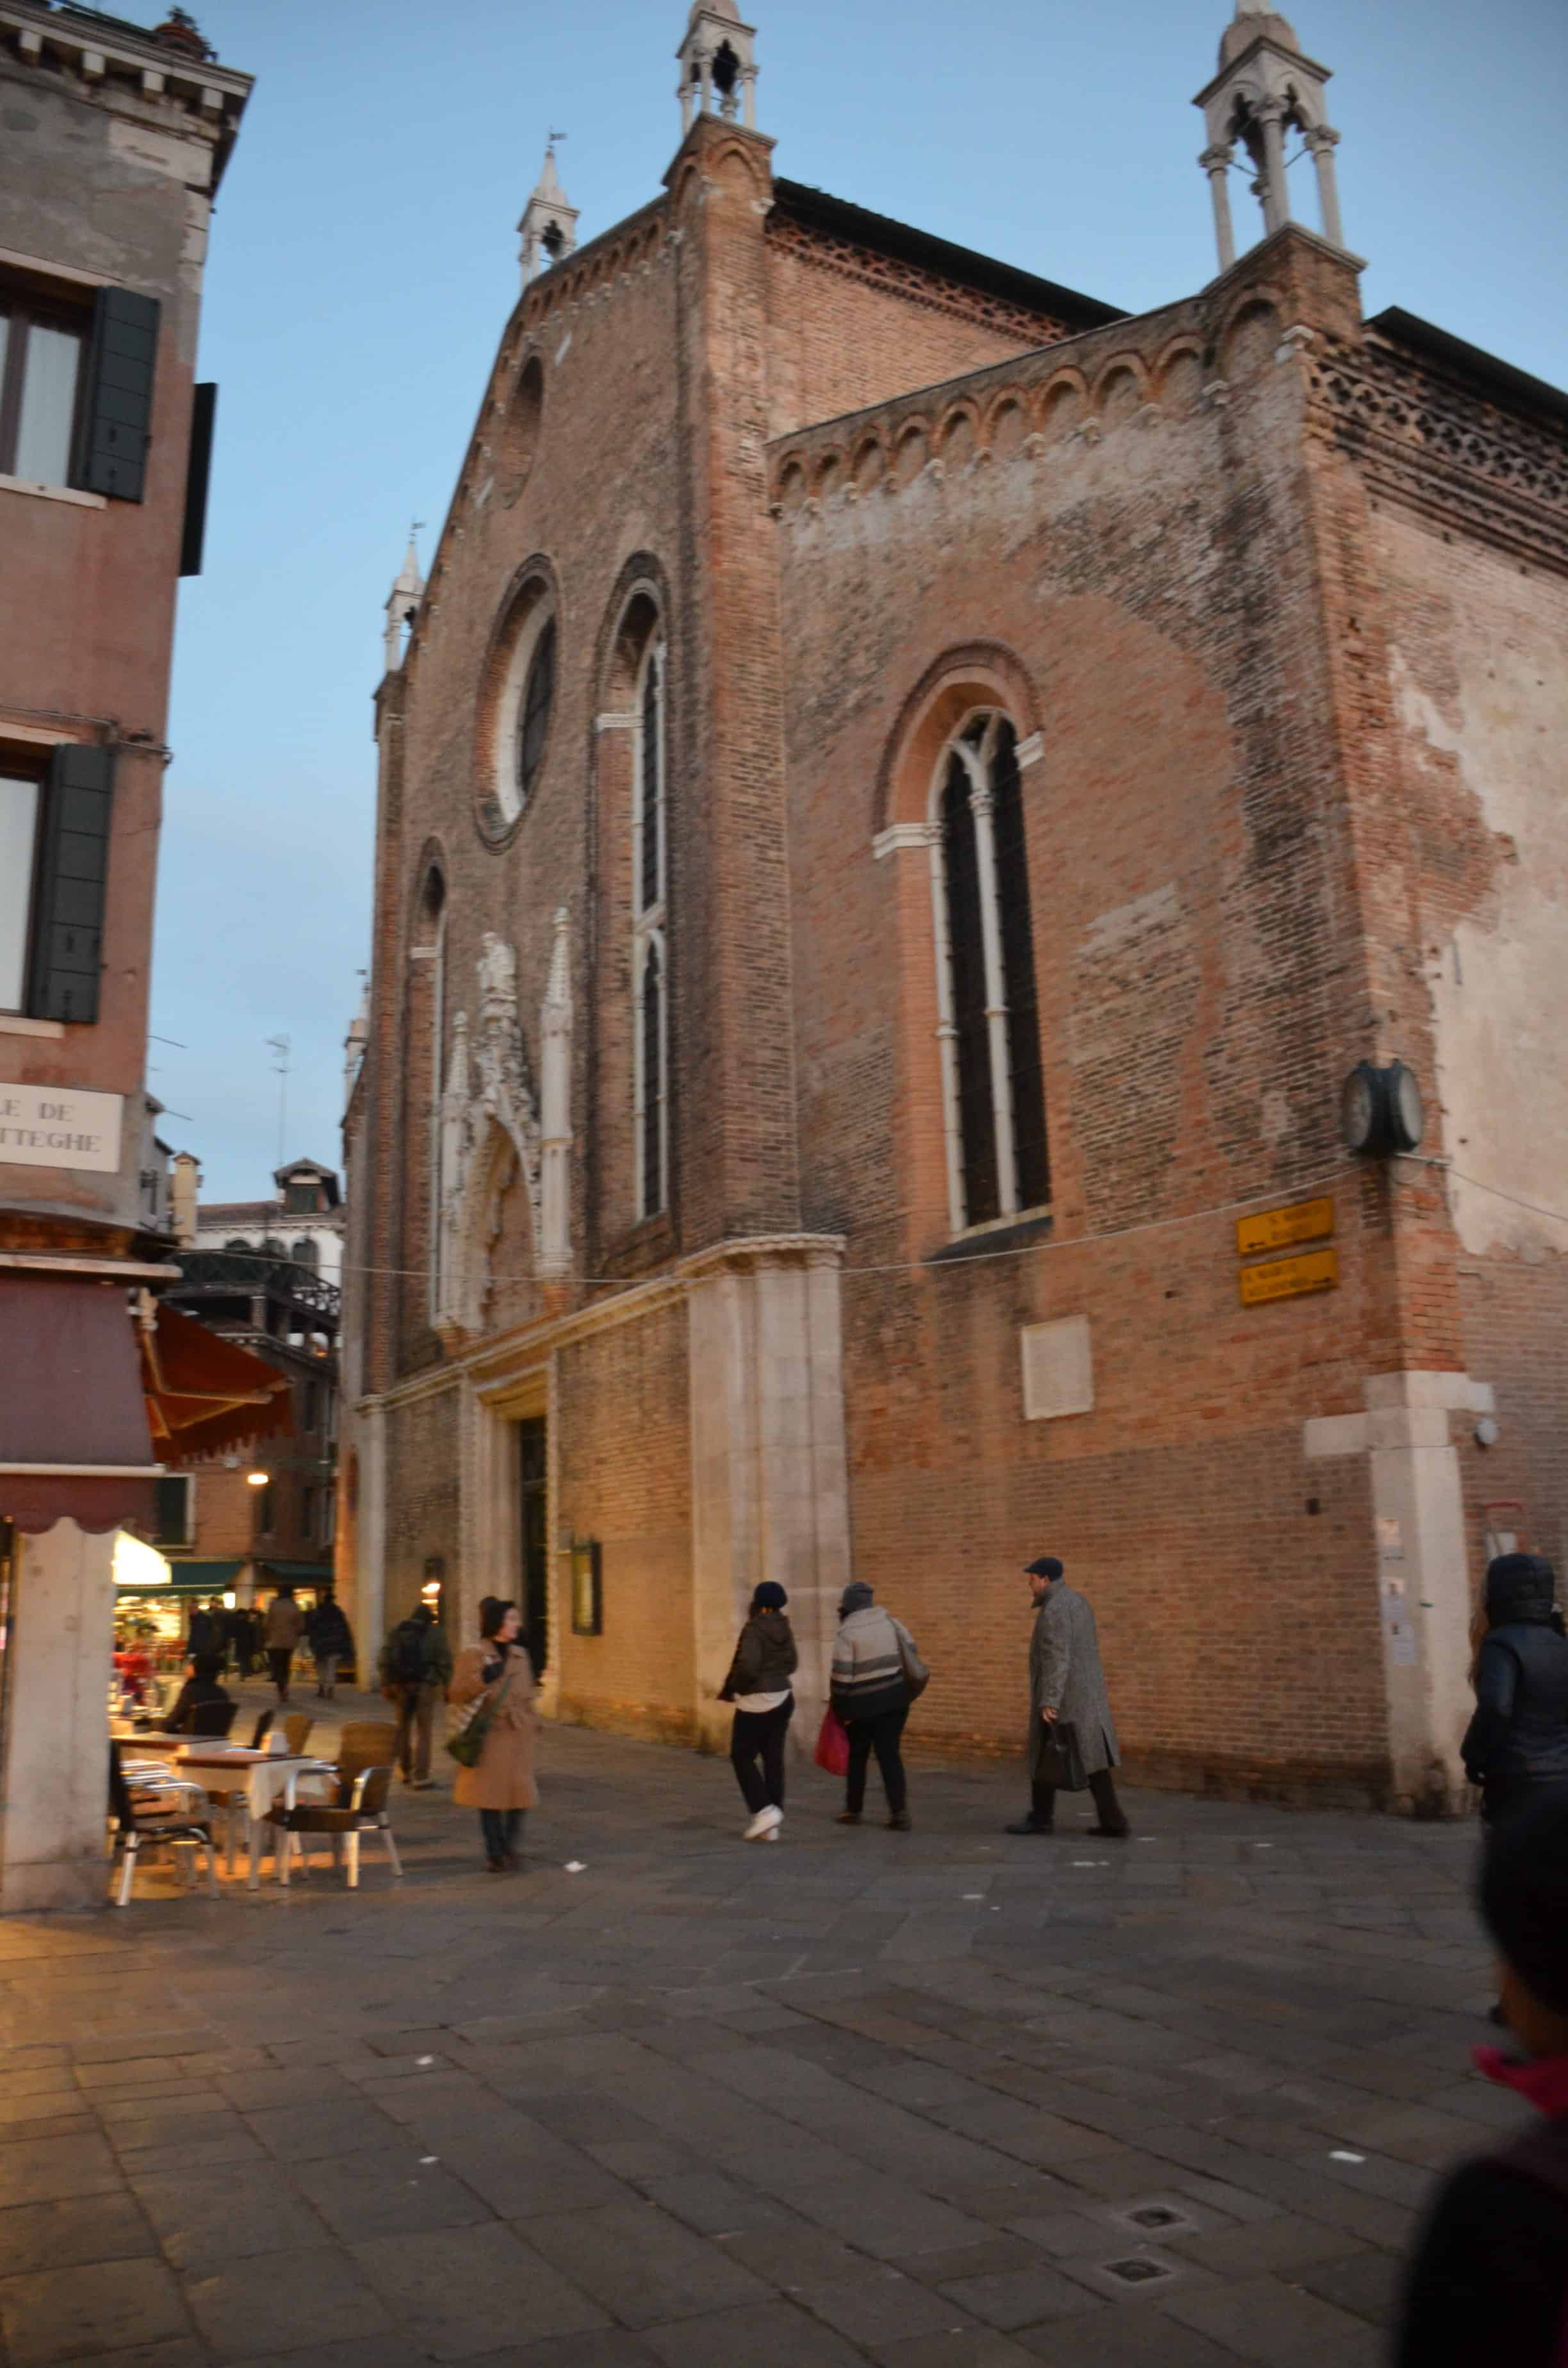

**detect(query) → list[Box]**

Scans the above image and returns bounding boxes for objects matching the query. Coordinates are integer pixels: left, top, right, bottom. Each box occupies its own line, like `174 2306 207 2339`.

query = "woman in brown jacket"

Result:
448 1597 537 1872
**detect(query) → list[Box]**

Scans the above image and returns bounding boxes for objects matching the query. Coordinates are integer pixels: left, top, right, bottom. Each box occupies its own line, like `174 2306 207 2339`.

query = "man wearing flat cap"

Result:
1007 1556 1129 1838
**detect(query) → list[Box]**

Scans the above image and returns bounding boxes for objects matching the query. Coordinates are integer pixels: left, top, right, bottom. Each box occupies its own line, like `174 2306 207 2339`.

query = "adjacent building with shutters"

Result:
344 0 1568 1813
0 3 251 1908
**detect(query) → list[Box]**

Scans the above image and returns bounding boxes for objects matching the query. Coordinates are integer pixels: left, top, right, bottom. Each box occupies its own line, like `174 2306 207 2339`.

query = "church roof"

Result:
772 181 1122 336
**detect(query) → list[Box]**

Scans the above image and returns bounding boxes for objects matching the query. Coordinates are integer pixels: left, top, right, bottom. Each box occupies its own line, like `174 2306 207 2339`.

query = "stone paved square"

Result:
0 1705 1508 2364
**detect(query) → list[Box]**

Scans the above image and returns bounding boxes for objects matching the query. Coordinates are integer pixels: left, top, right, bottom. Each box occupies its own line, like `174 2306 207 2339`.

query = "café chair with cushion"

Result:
108 1741 219 1907
282 1712 313 1757
265 1764 402 1889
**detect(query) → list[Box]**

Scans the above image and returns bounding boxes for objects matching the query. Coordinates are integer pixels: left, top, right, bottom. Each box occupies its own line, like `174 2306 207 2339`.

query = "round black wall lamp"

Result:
1341 1059 1424 1157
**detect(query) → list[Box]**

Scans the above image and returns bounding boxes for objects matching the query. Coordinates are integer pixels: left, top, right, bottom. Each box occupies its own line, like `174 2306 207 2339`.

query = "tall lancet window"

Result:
633 638 668 1220
933 713 1049 1231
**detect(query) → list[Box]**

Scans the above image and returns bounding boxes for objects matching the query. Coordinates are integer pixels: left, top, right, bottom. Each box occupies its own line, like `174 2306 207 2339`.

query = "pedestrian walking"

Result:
379 1602 453 1788
263 1585 304 1704
186 1599 220 1659
1462 1553 1568 1829
448 1596 537 1872
718 1581 799 1841
830 1581 923 1830
1394 1788 1568 2367
1006 1555 1130 1838
306 1589 354 1700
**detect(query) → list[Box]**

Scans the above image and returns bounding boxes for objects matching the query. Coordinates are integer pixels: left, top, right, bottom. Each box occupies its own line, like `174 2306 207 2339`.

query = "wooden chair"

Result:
108 1741 219 1907
282 1712 313 1757
265 1765 402 1889
338 1722 398 1788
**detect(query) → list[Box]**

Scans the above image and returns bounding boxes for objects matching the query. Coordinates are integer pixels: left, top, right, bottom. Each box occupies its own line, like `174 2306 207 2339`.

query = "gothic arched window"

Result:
633 635 668 1219
515 614 556 809
934 712 1049 1229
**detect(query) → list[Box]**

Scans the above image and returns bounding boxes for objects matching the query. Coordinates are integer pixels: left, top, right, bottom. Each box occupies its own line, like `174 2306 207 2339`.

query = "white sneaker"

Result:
744 1804 783 1841
762 1827 781 1841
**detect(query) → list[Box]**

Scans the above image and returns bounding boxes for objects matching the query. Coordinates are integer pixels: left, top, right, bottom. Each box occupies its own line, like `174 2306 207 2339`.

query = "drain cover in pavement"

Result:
1114 2199 1200 2236
1101 2256 1179 2287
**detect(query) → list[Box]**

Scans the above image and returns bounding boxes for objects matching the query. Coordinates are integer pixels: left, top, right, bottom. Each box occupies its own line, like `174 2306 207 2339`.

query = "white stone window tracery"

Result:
929 709 1050 1235
632 637 669 1222
491 589 556 832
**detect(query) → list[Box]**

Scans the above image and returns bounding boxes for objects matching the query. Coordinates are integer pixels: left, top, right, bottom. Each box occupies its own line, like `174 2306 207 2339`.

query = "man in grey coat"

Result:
1006 1556 1130 1838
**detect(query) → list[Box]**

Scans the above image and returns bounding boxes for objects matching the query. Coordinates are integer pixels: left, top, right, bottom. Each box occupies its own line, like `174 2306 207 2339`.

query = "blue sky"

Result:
155 0 1567 1200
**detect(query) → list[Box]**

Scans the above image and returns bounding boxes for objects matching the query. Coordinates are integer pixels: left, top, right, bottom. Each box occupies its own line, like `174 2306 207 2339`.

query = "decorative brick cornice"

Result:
765 213 1079 349
1308 334 1568 574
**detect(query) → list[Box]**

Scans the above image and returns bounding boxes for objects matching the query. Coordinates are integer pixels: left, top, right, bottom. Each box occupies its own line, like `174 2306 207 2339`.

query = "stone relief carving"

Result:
434 933 542 1340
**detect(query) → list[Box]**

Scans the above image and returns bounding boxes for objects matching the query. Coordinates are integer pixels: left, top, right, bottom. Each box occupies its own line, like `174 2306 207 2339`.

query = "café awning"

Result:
0 1273 159 1534
140 1301 294 1463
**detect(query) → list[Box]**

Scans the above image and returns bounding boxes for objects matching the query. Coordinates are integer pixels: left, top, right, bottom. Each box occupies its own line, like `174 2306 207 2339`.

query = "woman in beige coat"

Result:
448 1597 538 1872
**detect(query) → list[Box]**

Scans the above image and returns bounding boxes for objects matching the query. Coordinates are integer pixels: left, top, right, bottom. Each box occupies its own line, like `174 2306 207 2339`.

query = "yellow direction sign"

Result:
1236 1196 1335 1257
1239 1246 1339 1307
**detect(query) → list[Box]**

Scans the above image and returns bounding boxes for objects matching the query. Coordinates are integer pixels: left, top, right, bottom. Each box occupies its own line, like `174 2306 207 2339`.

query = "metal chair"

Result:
108 1741 219 1907
265 1764 402 1888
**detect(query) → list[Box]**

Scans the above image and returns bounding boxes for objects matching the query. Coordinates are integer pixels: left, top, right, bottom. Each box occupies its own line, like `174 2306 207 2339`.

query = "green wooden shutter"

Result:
153 1475 191 1547
29 743 115 1024
74 288 161 502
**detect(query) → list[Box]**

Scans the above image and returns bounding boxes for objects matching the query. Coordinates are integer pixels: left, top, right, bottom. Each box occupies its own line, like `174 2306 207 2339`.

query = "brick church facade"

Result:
342 0 1568 1810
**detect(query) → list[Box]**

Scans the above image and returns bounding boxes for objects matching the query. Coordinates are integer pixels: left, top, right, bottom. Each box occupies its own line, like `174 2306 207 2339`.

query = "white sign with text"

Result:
0 1081 124 1173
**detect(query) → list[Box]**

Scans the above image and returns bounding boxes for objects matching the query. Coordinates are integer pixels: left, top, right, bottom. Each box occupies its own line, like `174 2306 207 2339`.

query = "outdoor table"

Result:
174 1749 338 1887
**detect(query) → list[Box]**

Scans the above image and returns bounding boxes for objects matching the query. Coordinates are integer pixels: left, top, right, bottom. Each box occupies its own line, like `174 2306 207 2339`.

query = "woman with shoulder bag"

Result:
830 1582 927 1831
717 1581 799 1842
448 1596 538 1872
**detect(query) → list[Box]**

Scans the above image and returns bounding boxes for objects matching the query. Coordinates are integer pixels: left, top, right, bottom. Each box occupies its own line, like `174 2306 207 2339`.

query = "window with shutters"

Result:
1 740 115 1024
151 1475 193 1549
632 636 668 1219
0 279 158 501
932 710 1049 1231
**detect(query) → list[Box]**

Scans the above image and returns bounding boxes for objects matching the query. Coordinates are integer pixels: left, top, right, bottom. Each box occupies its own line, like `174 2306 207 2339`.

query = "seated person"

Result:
158 1652 231 1734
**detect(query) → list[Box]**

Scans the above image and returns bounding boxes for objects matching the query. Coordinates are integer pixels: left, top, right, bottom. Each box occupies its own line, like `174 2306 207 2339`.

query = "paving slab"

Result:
0 1709 1493 2365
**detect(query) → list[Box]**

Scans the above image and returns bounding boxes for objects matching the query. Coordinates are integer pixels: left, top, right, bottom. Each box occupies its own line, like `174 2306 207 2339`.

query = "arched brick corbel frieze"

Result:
872 643 1044 840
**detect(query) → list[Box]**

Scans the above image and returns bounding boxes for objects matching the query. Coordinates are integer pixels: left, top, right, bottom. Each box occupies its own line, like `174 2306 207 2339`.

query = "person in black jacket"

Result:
1463 1553 1568 1827
158 1652 231 1735
306 1590 354 1700
717 1581 798 1843
1394 1789 1568 2367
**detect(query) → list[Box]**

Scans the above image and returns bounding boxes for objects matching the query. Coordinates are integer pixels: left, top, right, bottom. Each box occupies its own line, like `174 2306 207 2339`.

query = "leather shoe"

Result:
1004 1818 1053 1835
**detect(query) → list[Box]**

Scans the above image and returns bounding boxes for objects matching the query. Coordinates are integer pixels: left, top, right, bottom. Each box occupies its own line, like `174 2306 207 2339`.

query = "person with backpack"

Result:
717 1581 799 1842
1394 1788 1568 2365
829 1581 926 1831
378 1602 453 1789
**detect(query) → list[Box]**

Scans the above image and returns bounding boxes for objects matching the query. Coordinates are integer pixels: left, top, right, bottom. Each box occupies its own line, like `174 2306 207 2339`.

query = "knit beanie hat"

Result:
751 1581 788 1613
839 1581 874 1617
1478 1789 1568 2016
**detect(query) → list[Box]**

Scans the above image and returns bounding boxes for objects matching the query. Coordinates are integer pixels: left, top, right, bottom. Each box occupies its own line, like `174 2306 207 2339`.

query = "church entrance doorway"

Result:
518 1416 549 1675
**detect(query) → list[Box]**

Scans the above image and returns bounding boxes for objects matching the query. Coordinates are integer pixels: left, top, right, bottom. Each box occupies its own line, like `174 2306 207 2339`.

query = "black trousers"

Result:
846 1706 908 1814
266 1647 293 1701
480 1809 525 1864
1031 1767 1128 1834
730 1697 794 1814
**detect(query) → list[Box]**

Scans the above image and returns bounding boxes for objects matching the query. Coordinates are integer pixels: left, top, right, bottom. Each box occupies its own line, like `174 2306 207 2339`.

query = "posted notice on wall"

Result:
0 1082 123 1174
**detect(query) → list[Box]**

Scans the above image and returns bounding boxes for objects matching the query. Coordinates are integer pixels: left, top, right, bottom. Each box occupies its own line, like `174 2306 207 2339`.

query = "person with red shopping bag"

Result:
829 1582 927 1831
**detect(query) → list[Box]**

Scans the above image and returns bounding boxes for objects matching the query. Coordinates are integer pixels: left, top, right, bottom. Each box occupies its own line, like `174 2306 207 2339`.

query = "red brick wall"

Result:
384 1390 460 1632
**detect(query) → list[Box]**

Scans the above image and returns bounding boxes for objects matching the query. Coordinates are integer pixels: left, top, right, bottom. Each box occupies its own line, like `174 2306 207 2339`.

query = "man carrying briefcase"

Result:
1006 1555 1131 1838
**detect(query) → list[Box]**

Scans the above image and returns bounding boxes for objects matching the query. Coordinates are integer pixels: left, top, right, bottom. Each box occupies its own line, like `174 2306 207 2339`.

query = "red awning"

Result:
140 1301 295 1463
0 1274 158 1534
